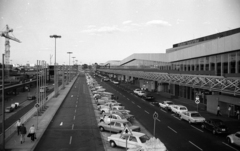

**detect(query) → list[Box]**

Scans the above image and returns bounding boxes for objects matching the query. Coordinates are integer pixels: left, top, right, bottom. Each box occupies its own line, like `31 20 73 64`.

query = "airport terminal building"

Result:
97 27 240 116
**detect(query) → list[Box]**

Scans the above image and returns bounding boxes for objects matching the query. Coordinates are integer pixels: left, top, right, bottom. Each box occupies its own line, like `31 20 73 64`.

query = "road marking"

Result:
191 125 203 132
222 142 239 151
150 103 154 107
157 118 161 122
161 109 167 113
60 122 63 126
77 98 78 100
168 126 177 133
72 124 74 130
71 95 73 97
75 109 76 113
76 101 78 103
189 141 202 151
73 116 75 120
132 101 135 104
127 98 130 100
137 105 141 108
145 110 149 114
76 105 77 107
69 136 72 144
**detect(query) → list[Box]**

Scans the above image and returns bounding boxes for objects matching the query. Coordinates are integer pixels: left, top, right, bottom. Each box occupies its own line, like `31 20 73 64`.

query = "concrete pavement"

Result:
5 77 77 151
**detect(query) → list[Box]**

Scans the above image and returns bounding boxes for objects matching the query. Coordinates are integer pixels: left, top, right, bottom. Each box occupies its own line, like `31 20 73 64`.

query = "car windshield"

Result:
191 113 201 117
180 107 187 110
139 135 150 143
214 121 224 126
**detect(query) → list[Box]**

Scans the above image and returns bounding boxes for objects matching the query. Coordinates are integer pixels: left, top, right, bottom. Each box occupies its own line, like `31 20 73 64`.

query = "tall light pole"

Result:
50 35 61 97
67 52 72 84
72 57 75 65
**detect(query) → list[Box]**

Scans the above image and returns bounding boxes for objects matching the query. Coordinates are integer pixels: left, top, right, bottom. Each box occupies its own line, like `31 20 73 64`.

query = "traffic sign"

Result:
121 126 132 136
195 96 200 104
35 103 40 108
153 112 158 120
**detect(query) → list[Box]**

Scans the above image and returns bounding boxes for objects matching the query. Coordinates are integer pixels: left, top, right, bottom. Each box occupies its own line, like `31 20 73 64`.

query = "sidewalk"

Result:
119 82 240 133
4 77 77 151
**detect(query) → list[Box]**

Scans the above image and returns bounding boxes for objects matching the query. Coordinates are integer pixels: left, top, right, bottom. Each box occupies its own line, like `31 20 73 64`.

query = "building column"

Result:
236 52 239 73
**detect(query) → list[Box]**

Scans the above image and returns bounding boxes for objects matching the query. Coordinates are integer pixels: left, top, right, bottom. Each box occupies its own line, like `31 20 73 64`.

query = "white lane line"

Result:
168 126 177 133
127 98 130 100
150 103 154 107
157 118 161 122
73 116 75 120
191 125 203 132
69 136 72 144
145 110 149 114
75 109 76 113
76 101 78 103
76 105 77 107
72 124 74 130
137 105 141 108
161 109 167 113
222 142 239 151
189 141 203 151
132 101 135 104
60 122 63 126
71 95 73 97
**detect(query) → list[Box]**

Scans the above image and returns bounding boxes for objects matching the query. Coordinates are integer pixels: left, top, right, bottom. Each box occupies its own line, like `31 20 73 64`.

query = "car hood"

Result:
129 125 140 130
192 117 205 120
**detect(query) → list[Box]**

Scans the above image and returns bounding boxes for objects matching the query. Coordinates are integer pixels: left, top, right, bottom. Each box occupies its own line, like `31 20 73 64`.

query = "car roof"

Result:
187 111 199 113
176 105 187 108
164 101 172 103
110 119 129 123
131 131 146 137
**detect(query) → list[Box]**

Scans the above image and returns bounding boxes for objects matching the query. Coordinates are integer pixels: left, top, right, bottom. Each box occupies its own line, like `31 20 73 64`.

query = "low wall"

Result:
0 84 63 144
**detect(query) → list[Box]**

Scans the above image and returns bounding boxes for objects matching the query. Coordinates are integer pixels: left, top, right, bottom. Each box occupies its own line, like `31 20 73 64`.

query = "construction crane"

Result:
0 24 21 79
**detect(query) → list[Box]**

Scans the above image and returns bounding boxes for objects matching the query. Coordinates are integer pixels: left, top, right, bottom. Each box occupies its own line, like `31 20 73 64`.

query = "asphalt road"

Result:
34 74 105 151
94 77 240 151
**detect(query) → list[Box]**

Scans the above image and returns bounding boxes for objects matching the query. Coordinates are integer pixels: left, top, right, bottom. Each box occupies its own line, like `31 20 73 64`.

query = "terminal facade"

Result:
97 27 240 117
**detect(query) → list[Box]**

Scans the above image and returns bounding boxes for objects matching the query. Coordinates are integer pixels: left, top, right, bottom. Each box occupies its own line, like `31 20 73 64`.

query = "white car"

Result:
180 111 205 124
97 102 122 110
133 89 141 95
137 91 146 97
159 101 174 110
108 132 159 149
101 105 130 114
112 81 119 85
100 113 128 124
170 105 188 116
227 131 240 146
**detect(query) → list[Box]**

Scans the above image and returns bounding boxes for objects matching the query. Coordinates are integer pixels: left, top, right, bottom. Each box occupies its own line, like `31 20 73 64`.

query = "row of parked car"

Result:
86 74 167 151
5 102 20 113
158 100 240 147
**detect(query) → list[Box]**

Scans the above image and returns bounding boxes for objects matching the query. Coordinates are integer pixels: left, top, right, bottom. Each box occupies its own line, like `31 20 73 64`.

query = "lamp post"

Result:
67 52 72 84
50 35 61 97
72 57 75 65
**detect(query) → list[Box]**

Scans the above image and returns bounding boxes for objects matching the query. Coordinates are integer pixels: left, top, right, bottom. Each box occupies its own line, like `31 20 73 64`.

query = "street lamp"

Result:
72 57 75 65
67 52 72 83
50 35 61 97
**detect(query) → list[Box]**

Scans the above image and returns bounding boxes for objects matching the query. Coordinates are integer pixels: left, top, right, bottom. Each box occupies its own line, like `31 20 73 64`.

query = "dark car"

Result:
27 95 36 100
5 106 14 113
142 93 154 101
201 119 228 135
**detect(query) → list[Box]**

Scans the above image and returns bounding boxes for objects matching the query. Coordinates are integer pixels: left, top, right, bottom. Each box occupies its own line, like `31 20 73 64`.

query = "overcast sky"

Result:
0 0 240 65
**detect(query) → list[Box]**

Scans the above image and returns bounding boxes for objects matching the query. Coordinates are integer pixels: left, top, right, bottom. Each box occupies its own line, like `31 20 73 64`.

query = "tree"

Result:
82 64 88 69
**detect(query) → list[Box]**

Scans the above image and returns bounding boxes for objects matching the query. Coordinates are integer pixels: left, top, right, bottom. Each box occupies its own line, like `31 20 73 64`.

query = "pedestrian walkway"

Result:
4 77 77 151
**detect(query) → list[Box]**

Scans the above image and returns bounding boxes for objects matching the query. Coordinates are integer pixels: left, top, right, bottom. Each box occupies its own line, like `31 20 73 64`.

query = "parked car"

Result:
108 132 161 150
201 119 228 135
170 105 188 116
137 90 146 97
100 113 129 124
133 89 141 95
227 131 240 146
103 78 110 82
5 106 14 113
97 102 122 110
112 81 119 85
98 119 140 133
100 105 130 114
142 93 154 101
159 101 174 110
180 111 205 124
27 95 36 100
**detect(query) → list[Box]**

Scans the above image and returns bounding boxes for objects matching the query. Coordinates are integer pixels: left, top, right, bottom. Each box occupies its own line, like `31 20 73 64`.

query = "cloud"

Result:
82 26 122 34
203 21 211 25
176 19 184 24
87 25 96 28
122 20 132 25
146 20 171 27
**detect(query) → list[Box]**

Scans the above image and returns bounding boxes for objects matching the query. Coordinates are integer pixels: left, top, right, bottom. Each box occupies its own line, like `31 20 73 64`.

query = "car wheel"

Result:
99 126 104 132
119 130 122 133
100 119 103 123
213 130 216 135
110 141 116 147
